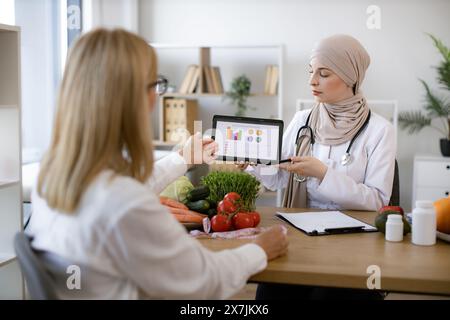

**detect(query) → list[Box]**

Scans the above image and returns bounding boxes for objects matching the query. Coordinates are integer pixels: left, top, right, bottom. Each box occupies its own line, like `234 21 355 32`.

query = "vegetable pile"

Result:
201 171 260 212
160 172 262 233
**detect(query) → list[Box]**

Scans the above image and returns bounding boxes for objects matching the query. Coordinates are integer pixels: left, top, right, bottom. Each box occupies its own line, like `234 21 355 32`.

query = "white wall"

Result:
0 0 15 24
15 0 60 162
86 0 138 32
139 0 450 211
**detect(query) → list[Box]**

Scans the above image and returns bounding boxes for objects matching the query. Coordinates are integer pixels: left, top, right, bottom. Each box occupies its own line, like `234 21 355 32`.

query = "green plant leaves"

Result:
399 34 449 139
419 79 449 117
427 33 450 61
427 33 450 92
223 75 252 116
398 111 432 134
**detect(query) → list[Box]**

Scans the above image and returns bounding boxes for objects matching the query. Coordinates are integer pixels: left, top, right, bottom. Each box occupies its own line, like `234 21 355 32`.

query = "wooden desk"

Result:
199 207 450 296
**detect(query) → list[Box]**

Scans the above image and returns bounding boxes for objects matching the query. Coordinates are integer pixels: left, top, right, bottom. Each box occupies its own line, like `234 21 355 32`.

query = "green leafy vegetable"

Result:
201 171 260 211
160 176 194 204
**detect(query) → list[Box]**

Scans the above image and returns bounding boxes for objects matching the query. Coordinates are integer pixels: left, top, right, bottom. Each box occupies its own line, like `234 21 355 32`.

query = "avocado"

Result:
375 210 411 235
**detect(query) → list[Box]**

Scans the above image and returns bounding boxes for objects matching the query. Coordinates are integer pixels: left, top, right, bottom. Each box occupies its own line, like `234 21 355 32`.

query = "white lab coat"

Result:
247 109 397 211
26 152 267 299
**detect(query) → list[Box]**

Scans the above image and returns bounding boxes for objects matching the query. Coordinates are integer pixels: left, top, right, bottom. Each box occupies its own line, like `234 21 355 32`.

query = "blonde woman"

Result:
26 29 288 300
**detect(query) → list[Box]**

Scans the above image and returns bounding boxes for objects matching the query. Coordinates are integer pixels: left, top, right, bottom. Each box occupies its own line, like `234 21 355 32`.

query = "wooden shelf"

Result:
0 253 16 268
0 180 20 190
152 44 284 145
0 23 24 299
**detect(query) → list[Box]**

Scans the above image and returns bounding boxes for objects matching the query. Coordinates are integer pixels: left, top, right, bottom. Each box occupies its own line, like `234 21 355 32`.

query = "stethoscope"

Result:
293 110 371 182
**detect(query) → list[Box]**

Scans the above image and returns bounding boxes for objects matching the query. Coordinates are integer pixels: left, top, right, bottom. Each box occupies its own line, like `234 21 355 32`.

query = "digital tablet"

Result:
212 115 284 165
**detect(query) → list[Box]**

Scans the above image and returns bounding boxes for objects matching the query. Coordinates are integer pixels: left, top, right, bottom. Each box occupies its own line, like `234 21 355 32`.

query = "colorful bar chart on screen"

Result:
226 127 243 141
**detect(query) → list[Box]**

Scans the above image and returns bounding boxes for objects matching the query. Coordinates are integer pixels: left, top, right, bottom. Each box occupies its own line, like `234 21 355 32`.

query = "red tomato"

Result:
211 215 232 232
248 211 261 227
379 206 404 216
224 192 241 204
233 213 255 230
217 199 237 215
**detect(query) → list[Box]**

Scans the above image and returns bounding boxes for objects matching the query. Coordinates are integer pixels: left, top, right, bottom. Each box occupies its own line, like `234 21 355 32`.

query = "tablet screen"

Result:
212 115 283 164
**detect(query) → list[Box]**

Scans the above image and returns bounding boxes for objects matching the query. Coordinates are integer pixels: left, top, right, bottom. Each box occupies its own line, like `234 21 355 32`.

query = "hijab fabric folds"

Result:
282 35 371 208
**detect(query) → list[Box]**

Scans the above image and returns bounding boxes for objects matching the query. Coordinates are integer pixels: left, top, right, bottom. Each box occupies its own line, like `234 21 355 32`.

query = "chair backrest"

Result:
389 159 400 206
15 232 96 299
296 99 399 139
14 232 58 300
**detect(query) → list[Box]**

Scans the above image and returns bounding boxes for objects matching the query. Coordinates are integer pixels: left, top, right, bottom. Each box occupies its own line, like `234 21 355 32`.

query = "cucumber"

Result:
186 200 210 212
186 185 210 202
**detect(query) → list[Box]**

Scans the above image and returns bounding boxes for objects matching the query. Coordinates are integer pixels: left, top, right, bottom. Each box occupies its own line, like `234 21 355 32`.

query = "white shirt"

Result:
248 109 396 211
27 152 267 299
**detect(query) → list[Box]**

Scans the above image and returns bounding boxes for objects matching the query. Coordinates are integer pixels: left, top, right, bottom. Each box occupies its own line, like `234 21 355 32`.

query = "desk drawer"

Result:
415 160 450 188
415 187 450 202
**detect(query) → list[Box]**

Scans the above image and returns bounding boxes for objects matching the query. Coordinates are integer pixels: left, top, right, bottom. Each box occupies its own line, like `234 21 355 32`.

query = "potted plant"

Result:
399 34 450 156
223 75 255 117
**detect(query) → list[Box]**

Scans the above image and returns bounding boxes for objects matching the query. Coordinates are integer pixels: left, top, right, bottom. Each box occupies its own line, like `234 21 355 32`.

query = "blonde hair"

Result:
38 28 157 213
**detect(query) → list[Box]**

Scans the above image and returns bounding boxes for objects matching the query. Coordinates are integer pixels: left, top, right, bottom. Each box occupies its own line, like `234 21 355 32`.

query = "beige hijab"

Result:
283 34 371 208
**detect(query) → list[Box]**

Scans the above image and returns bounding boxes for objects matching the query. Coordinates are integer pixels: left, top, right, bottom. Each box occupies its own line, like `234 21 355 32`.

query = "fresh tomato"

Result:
224 192 241 204
217 199 238 215
379 206 404 216
232 212 255 230
211 214 232 232
248 211 261 227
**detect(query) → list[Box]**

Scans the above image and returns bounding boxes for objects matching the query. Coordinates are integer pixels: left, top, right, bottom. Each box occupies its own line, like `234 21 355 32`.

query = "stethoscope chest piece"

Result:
340 152 352 166
294 175 307 183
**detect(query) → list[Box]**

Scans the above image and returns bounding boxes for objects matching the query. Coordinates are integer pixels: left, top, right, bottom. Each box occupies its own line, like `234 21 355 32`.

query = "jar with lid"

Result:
385 214 404 242
412 200 436 246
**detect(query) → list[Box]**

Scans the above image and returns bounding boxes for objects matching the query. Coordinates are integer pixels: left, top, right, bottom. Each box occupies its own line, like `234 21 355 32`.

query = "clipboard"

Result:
275 211 378 236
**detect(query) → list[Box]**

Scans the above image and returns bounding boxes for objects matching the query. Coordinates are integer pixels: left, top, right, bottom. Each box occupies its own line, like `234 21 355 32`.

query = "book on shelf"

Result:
179 65 196 94
187 66 200 93
213 67 224 94
200 66 224 94
264 65 273 94
203 66 215 93
267 65 279 95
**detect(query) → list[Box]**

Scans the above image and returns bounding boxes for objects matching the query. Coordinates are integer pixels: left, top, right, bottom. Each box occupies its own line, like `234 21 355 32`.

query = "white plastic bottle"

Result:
385 214 403 242
412 200 436 246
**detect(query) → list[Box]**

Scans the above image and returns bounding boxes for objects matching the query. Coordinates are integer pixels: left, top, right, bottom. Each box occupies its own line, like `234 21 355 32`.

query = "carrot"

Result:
160 196 188 210
172 213 204 224
167 206 207 218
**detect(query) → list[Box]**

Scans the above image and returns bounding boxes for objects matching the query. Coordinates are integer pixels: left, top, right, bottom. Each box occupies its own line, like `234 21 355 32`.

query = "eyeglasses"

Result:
148 75 168 95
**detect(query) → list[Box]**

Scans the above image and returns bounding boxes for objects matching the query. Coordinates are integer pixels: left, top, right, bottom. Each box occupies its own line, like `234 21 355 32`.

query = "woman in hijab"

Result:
241 34 395 299
243 34 396 212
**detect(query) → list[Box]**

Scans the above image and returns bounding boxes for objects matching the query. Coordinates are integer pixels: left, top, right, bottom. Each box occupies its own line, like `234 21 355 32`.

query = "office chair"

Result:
15 232 94 300
14 232 59 300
